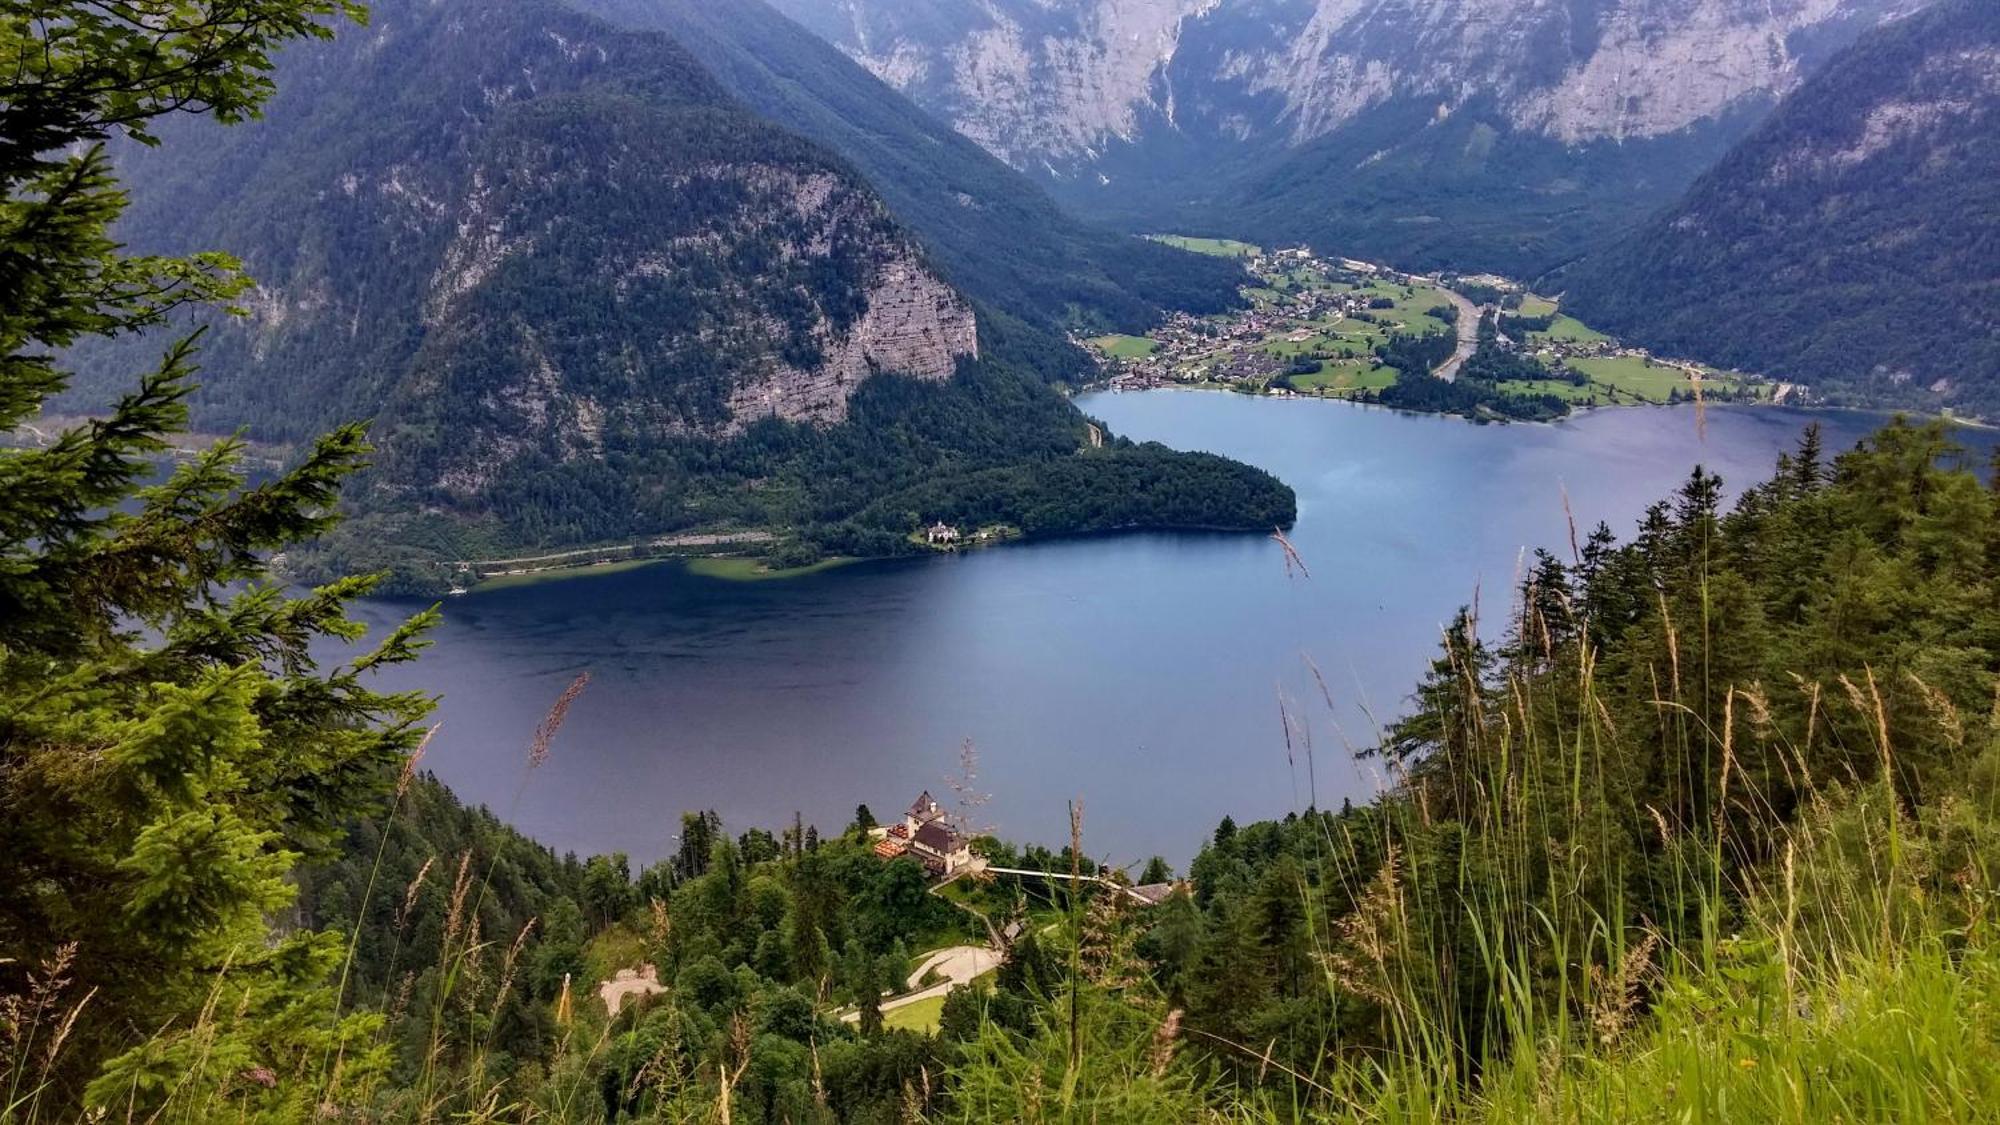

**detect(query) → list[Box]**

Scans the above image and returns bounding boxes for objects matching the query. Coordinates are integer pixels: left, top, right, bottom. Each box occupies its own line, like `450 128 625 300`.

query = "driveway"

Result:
840 944 1002 1023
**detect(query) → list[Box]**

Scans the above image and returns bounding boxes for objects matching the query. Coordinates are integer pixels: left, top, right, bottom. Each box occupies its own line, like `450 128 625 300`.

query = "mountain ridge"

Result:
572 0 1247 349
1561 0 2000 416
769 0 1935 275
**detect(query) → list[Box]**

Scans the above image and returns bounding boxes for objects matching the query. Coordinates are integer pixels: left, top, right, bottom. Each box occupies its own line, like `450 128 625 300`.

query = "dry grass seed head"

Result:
1149 1008 1184 1078
649 898 671 947
487 917 537 1020
1322 845 1406 1008
1646 804 1674 847
1905 671 1965 749
443 849 475 948
1588 930 1659 1047
529 672 591 769
1657 591 1682 700
1716 688 1737 833
397 724 438 799
400 855 436 929
1271 527 1310 579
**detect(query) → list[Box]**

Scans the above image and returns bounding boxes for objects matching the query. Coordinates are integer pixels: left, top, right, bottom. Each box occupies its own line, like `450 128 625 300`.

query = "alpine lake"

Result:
351 394 1998 868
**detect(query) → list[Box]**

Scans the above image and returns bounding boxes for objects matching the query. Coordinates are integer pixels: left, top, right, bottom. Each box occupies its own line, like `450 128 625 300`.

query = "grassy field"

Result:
1497 378 1599 403
473 556 664 591
1549 356 1763 406
1531 315 1610 344
1565 356 1688 402
1516 294 1559 317
1357 281 1454 336
474 548 858 591
882 993 947 1033
684 556 859 581
1293 362 1397 395
1086 333 1161 359
1262 332 1340 358
1151 234 1261 258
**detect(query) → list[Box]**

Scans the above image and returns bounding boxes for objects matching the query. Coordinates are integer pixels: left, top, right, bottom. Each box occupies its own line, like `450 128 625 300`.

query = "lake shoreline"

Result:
460 392 1987 595
456 518 1299 595
1084 381 1986 431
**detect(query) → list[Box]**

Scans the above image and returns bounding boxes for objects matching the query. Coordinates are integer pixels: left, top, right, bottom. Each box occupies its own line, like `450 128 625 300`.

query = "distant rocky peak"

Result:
774 0 1933 172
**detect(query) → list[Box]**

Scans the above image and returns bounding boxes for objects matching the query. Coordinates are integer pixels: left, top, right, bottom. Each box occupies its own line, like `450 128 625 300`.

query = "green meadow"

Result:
1086 333 1162 359
1151 234 1262 258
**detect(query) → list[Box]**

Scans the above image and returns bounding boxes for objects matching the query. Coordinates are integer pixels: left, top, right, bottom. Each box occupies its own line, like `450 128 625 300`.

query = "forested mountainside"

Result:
770 0 1929 276
71 0 973 455
1563 0 2000 417
571 0 1247 344
60 0 1291 584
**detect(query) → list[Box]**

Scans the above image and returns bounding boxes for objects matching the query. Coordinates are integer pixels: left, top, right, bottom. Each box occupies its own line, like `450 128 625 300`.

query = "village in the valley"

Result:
1085 237 1788 410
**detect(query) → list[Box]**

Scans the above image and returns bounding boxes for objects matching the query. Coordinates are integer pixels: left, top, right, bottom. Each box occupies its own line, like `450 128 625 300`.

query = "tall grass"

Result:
955 556 2000 1123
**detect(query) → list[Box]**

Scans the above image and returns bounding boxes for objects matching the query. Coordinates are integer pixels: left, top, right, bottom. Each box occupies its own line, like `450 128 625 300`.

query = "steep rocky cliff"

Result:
572 0 1248 349
74 0 974 507
1563 0 2000 416
772 0 1933 272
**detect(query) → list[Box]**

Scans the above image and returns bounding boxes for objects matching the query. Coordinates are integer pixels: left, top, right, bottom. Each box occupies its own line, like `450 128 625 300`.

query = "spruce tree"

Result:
0 0 434 1112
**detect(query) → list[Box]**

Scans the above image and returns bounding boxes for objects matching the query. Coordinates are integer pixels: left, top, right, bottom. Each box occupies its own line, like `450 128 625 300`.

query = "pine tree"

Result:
0 0 426 1111
1795 421 1825 490
856 959 884 1035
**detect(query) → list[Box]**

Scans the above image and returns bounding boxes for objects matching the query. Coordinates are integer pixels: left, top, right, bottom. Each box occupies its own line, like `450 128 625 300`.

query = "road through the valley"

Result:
1432 286 1482 383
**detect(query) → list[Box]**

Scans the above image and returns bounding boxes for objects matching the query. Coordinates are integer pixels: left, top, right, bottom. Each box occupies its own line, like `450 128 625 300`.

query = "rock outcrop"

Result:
729 256 976 428
76 0 982 519
776 0 1930 171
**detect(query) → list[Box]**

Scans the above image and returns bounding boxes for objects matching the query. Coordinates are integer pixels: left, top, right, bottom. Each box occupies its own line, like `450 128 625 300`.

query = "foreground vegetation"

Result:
7 0 2000 1121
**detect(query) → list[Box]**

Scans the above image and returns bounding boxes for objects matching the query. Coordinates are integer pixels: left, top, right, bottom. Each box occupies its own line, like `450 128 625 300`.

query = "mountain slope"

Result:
769 0 1930 275
1562 0 2000 415
569 0 1245 345
90 0 965 445
65 0 1293 583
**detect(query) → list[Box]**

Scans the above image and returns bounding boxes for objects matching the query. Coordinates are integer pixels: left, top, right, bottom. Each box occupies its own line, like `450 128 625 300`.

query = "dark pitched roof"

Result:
909 790 940 819
912 820 959 851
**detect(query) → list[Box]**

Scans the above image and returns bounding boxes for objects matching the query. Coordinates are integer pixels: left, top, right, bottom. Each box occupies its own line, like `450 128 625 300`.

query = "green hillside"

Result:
572 0 1247 346
1562 0 2000 416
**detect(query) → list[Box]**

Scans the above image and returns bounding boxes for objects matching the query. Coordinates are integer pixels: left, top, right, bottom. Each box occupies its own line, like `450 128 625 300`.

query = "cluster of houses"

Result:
1095 247 1423 391
871 790 977 878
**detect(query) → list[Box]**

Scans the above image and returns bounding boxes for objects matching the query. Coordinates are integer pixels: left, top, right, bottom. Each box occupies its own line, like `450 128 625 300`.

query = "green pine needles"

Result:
1 0 433 1114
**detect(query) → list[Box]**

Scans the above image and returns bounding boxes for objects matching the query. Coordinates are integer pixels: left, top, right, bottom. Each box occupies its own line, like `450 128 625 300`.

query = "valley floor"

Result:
1089 239 1779 420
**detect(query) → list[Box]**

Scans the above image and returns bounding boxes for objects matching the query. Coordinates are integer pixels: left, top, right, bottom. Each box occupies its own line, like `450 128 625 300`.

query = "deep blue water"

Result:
348 397 1994 869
